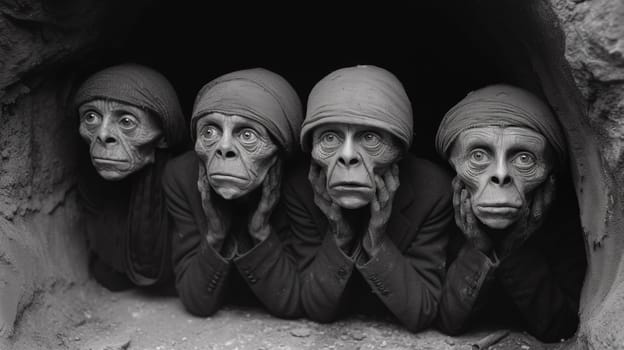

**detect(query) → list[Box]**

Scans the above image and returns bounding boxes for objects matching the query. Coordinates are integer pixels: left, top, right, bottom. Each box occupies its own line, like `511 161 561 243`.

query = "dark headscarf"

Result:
300 65 413 152
191 68 303 156
74 63 187 148
435 84 566 165
75 63 187 287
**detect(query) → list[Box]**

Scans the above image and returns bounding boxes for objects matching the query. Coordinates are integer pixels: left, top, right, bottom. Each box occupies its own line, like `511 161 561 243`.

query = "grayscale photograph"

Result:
0 1 622 349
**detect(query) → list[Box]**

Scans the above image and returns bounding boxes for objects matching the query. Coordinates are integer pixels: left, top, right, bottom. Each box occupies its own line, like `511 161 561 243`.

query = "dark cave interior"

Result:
0 2 596 348
71 1 517 167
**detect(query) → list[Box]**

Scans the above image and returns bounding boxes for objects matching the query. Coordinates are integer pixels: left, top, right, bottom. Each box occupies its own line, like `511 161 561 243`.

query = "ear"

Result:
155 136 169 149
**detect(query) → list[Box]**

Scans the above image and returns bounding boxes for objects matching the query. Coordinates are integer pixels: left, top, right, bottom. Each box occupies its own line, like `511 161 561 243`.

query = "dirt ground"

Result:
5 279 572 350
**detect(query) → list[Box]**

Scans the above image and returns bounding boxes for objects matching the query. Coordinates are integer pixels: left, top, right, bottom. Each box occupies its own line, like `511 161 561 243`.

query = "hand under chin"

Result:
211 184 247 200
92 156 148 181
93 161 135 181
330 191 374 209
476 214 518 230
96 169 131 181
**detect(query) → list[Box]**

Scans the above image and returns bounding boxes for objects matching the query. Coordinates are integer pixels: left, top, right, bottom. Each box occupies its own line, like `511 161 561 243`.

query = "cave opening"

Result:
73 2 512 165
3 1 591 349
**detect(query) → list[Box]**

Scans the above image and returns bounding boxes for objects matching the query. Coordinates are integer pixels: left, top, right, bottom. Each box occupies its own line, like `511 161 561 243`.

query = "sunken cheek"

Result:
311 142 397 169
454 161 483 194
79 125 94 143
457 159 547 195
80 122 140 146
372 146 400 169
195 134 273 163
518 165 549 193
79 119 103 143
195 138 217 162
311 144 337 165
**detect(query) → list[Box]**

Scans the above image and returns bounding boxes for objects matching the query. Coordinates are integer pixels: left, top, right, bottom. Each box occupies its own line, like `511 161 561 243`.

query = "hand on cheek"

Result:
363 164 400 256
197 163 231 250
452 177 493 253
308 162 355 252
248 158 282 243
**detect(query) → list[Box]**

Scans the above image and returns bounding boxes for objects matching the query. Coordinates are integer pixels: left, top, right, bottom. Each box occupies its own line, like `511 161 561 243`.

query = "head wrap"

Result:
75 63 186 287
435 84 567 165
191 68 303 156
74 63 187 148
300 65 413 152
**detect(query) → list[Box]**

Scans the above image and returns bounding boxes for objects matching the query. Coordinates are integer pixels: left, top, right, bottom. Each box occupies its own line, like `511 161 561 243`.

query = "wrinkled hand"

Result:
197 163 231 249
308 162 354 251
363 164 400 256
452 176 493 254
499 174 556 257
249 158 282 243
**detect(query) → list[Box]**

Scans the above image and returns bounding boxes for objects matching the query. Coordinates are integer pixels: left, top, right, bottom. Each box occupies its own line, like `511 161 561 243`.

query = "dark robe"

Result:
284 153 454 332
162 151 302 318
436 173 587 342
78 148 176 292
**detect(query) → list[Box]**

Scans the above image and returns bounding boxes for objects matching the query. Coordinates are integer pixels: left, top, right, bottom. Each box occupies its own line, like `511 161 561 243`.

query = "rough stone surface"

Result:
0 0 624 350
548 1 624 349
461 1 624 348
6 280 558 350
552 0 624 174
0 73 88 342
0 0 145 345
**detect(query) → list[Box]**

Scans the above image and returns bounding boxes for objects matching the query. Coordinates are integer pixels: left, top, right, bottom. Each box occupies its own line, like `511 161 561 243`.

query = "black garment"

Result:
78 148 175 292
436 175 587 342
284 154 454 332
162 151 302 318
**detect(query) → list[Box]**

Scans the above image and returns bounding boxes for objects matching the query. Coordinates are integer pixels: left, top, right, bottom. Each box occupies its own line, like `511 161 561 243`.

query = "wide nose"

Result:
96 117 117 146
490 156 512 186
337 136 360 167
215 131 237 159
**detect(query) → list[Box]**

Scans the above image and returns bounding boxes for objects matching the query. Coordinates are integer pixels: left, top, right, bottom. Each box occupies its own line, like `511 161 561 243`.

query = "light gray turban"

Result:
435 84 566 165
191 68 303 156
300 65 413 152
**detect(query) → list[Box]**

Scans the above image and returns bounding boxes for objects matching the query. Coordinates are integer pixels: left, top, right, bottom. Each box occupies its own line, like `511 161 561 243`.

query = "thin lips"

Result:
93 157 128 163
478 203 521 209
210 173 247 181
477 204 521 215
331 182 371 189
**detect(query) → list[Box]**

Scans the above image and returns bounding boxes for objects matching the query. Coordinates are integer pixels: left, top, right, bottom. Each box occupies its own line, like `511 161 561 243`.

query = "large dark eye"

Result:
512 152 536 168
118 115 138 130
361 132 381 148
320 132 341 148
239 128 259 144
470 149 490 164
82 112 101 125
201 125 219 140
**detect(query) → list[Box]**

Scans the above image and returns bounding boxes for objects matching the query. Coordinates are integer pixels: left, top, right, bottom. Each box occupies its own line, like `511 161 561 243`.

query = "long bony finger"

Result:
384 164 400 193
375 175 390 206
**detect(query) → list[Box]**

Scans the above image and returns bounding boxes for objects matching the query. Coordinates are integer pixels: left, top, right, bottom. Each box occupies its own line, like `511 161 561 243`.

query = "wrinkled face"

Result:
449 126 555 229
195 113 278 200
78 99 164 181
311 123 402 209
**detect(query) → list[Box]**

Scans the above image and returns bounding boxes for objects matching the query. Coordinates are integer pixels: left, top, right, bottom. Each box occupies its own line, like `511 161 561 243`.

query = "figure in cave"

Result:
283 65 454 331
162 68 304 318
435 84 587 342
75 63 188 292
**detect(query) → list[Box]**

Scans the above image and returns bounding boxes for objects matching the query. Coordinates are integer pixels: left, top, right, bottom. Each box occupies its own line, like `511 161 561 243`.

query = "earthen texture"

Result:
0 0 140 345
548 1 624 349
0 0 623 349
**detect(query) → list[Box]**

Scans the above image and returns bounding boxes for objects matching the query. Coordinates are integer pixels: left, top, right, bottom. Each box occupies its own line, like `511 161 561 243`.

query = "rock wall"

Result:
0 0 147 344
475 0 624 348
0 0 623 349
0 73 85 337
550 1 624 349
